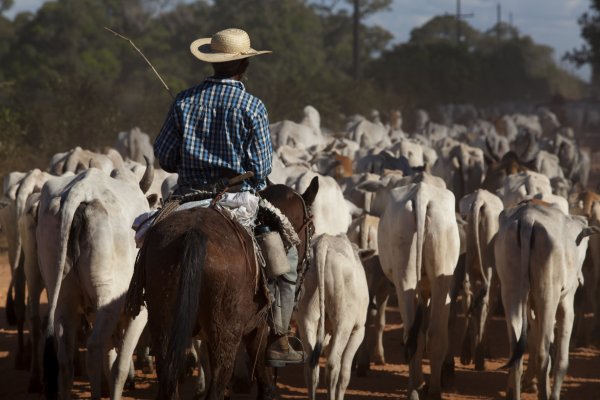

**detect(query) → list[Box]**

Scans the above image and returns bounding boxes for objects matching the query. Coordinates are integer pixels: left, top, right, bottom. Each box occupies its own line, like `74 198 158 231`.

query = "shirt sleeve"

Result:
245 104 273 190
153 102 181 173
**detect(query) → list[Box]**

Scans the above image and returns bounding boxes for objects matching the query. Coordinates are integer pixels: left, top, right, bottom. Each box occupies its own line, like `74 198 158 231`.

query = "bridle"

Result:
291 190 315 304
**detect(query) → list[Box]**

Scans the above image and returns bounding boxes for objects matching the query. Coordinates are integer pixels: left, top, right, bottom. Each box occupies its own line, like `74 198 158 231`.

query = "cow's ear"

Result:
301 176 319 207
147 194 159 209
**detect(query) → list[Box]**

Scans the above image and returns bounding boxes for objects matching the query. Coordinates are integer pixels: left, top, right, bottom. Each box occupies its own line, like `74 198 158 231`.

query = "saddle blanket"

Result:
132 191 259 248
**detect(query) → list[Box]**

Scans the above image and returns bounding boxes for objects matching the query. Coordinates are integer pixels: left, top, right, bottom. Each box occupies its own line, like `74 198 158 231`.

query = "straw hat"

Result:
190 28 271 63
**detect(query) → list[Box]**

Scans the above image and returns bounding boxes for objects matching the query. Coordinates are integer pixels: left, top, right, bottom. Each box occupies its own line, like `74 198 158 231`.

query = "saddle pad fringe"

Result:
258 198 300 249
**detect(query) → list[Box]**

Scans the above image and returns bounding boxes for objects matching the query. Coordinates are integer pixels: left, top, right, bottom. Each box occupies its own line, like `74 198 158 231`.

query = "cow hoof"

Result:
356 362 369 377
408 389 420 400
125 377 136 391
474 358 485 371
523 381 537 394
373 353 386 365
141 357 155 374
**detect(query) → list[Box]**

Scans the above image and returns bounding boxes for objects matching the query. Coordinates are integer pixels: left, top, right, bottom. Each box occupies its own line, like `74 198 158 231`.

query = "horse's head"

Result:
260 176 319 271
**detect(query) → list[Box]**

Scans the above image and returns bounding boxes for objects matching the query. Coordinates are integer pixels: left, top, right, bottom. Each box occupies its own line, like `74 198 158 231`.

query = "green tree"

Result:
564 0 600 95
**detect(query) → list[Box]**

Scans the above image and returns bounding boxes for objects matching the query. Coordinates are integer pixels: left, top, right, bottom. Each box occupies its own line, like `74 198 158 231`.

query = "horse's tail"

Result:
310 238 326 369
159 230 206 398
5 277 16 326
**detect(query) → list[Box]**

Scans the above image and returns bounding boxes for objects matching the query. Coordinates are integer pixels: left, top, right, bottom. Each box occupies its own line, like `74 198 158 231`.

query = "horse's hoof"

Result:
474 358 485 371
232 378 252 394
27 379 43 393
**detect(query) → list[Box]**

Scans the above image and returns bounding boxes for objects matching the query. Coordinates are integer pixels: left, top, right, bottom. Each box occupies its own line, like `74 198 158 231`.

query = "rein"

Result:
291 191 315 304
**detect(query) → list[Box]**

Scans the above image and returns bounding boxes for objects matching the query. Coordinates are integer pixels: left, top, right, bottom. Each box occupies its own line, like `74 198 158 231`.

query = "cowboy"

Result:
153 28 303 365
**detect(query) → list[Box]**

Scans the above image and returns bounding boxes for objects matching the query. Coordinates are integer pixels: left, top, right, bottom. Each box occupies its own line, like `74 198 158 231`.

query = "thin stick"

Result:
104 27 174 100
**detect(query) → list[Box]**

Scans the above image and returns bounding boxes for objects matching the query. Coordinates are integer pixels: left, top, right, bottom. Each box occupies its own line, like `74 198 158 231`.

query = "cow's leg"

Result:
87 302 121 400
523 308 539 393
55 279 80 400
474 284 491 371
135 327 154 374
397 287 424 400
325 326 350 400
111 307 148 400
337 325 365 400
13 260 28 370
373 289 389 365
533 297 559 400
427 277 452 400
551 290 576 400
26 265 44 392
298 308 320 400
500 289 526 400
191 340 207 400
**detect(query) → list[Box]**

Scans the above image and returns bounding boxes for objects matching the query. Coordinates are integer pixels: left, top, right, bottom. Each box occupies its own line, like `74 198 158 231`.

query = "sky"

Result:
5 0 593 81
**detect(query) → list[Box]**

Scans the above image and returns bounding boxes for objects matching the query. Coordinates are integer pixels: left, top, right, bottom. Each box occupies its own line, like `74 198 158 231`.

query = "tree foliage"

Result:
0 0 586 173
564 0 600 92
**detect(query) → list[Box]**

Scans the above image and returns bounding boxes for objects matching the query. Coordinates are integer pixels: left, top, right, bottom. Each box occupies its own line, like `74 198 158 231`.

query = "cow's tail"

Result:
310 238 327 369
502 217 532 370
43 186 89 400
406 195 426 363
471 198 489 311
158 230 206 399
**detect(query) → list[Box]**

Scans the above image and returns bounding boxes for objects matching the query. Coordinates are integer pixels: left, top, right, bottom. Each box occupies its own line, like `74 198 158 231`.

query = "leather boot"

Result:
266 334 304 367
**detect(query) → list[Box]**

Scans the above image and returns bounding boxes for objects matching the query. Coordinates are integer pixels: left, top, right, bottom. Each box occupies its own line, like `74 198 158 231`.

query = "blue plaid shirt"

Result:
154 77 273 191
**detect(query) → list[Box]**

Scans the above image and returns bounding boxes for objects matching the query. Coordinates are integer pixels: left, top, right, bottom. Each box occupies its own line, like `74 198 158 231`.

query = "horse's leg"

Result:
111 307 148 400
135 327 154 374
206 333 240 400
244 323 276 400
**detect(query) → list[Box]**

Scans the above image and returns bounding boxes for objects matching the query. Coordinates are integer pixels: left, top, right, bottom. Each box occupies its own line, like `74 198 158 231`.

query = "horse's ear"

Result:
302 176 319 207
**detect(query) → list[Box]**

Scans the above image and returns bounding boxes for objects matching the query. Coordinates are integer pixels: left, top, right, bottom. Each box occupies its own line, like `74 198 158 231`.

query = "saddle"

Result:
129 189 300 311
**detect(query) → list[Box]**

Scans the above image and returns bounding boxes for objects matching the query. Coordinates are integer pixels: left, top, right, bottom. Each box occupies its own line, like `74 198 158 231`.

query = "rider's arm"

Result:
245 103 273 190
154 103 181 173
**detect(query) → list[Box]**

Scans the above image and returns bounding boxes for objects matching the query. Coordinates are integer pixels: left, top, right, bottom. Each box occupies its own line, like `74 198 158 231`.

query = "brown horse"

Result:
127 178 318 400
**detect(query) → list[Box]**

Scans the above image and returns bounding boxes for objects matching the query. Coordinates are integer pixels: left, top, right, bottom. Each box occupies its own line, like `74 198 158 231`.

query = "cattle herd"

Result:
2 104 600 400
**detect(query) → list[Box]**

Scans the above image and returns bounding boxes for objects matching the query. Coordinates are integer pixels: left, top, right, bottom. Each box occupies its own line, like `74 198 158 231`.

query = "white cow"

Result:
374 182 460 400
37 164 153 400
49 146 119 175
270 105 324 150
289 171 351 235
11 169 56 390
494 201 594 400
297 234 369 400
500 171 552 209
114 127 154 164
0 171 27 369
457 189 503 371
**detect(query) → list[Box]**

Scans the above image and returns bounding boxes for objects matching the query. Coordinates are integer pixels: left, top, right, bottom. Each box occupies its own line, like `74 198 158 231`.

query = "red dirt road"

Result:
1 254 600 399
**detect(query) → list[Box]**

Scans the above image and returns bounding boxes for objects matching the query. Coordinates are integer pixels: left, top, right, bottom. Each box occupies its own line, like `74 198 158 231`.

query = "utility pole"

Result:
496 3 501 40
353 0 360 81
509 12 513 28
455 0 474 44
